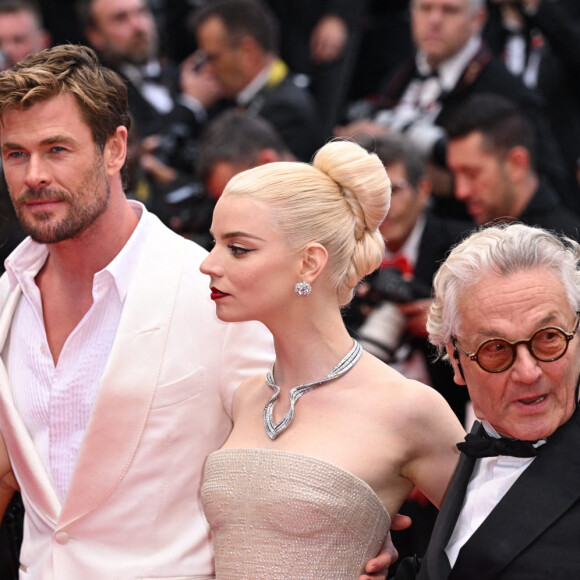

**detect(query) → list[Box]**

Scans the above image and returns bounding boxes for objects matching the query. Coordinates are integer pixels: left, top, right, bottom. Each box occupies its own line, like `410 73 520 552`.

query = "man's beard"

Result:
14 166 111 244
109 31 159 66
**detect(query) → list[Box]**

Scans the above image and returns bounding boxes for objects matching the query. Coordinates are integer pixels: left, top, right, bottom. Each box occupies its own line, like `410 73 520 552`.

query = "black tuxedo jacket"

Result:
114 60 204 140
519 179 580 244
416 405 580 579
413 214 473 423
378 43 569 204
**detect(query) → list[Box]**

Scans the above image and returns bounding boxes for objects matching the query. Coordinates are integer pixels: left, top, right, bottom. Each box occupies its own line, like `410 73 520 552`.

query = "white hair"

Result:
428 223 580 353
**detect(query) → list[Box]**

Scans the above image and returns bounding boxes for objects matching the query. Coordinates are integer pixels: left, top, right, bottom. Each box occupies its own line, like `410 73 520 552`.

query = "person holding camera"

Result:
335 0 570 221
347 134 474 424
343 134 474 570
77 0 222 240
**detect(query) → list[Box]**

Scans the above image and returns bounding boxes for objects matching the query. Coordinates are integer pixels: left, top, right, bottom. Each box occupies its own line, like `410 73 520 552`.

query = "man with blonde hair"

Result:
0 43 273 578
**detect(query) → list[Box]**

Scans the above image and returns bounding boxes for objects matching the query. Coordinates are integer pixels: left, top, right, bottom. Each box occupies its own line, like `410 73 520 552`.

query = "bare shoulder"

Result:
361 353 454 418
354 353 465 453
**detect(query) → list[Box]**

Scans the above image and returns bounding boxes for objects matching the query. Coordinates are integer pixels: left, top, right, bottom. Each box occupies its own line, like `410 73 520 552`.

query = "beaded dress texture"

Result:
201 448 390 579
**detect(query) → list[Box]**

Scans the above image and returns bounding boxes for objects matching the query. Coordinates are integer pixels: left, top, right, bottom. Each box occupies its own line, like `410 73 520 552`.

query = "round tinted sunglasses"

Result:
452 312 580 373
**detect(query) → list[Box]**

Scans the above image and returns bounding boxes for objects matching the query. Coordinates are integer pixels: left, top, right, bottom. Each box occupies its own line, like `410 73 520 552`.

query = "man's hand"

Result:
491 0 540 8
490 0 541 15
358 514 413 580
180 52 224 109
139 135 179 184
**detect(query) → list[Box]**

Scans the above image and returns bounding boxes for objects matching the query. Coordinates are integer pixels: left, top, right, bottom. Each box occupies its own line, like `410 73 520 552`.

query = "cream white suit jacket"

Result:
0 213 274 579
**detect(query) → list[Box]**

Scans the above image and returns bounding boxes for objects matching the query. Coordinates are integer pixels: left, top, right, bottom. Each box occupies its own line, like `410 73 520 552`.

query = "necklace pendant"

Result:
262 341 362 439
263 389 298 440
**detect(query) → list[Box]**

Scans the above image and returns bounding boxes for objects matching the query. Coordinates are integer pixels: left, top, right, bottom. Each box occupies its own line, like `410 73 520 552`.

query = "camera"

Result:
365 267 432 305
357 268 431 363
153 122 199 172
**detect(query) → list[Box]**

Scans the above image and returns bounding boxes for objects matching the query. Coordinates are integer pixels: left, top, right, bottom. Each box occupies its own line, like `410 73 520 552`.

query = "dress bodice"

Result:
201 448 391 579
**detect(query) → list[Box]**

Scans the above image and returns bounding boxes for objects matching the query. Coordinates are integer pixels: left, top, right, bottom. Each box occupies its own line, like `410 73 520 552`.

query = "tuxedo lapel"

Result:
452 406 580 578
419 422 479 580
60 219 187 526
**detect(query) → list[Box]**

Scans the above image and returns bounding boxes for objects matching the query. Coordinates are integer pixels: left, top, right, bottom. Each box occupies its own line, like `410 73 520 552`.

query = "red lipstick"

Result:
210 287 229 300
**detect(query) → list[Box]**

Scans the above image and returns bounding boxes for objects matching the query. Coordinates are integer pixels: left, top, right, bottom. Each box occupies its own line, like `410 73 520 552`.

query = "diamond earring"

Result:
295 281 311 297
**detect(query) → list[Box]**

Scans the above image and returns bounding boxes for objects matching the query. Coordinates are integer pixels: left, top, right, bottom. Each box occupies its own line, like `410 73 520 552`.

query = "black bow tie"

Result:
457 432 540 458
143 72 162 83
416 68 438 81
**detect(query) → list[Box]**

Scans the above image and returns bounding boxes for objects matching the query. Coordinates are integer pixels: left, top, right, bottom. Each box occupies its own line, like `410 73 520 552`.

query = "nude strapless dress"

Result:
201 448 391 579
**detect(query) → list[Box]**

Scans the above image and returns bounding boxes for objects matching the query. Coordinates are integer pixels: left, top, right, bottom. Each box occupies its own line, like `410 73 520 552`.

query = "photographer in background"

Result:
344 134 473 571
346 134 474 425
77 0 222 239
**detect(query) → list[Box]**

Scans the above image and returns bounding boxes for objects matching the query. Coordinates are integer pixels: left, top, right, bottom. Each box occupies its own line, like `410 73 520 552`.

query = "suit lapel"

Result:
60 218 187 526
0 283 61 522
420 422 479 579
452 406 580 578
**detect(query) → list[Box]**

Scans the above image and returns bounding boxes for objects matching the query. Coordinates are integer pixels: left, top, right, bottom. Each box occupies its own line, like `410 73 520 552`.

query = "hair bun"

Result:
312 140 391 235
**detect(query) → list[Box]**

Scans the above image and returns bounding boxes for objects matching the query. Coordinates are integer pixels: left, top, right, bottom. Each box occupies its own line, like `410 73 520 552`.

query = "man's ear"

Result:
104 126 128 177
415 175 432 210
238 34 260 67
470 5 488 37
299 243 328 284
503 145 530 182
446 342 467 386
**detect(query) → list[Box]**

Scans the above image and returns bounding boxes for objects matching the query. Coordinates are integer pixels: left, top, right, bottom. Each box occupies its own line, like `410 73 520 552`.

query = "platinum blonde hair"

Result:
428 223 580 353
222 139 391 305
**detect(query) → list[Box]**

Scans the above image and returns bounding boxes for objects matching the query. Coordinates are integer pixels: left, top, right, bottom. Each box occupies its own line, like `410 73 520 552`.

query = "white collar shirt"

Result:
383 214 430 383
445 420 545 567
236 62 272 107
121 60 174 114
383 36 483 133
4 201 150 502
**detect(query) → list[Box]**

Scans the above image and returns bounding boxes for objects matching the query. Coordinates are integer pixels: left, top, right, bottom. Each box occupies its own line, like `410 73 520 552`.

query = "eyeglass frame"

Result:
451 311 580 373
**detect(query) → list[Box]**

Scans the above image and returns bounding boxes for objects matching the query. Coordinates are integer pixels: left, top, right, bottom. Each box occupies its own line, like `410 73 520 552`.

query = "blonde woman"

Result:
200 140 465 579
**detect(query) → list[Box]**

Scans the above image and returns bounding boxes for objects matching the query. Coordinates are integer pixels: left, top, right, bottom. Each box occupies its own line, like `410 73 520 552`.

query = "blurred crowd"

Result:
0 0 579 256
1 0 580 575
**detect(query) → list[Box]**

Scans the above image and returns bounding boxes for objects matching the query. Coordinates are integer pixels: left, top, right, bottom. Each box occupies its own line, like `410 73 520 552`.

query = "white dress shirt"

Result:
121 61 174 114
375 36 483 158
5 201 149 501
445 420 545 566
383 215 431 384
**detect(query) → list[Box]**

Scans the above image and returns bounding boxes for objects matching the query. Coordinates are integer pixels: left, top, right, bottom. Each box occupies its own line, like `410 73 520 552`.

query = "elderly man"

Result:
393 222 580 578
